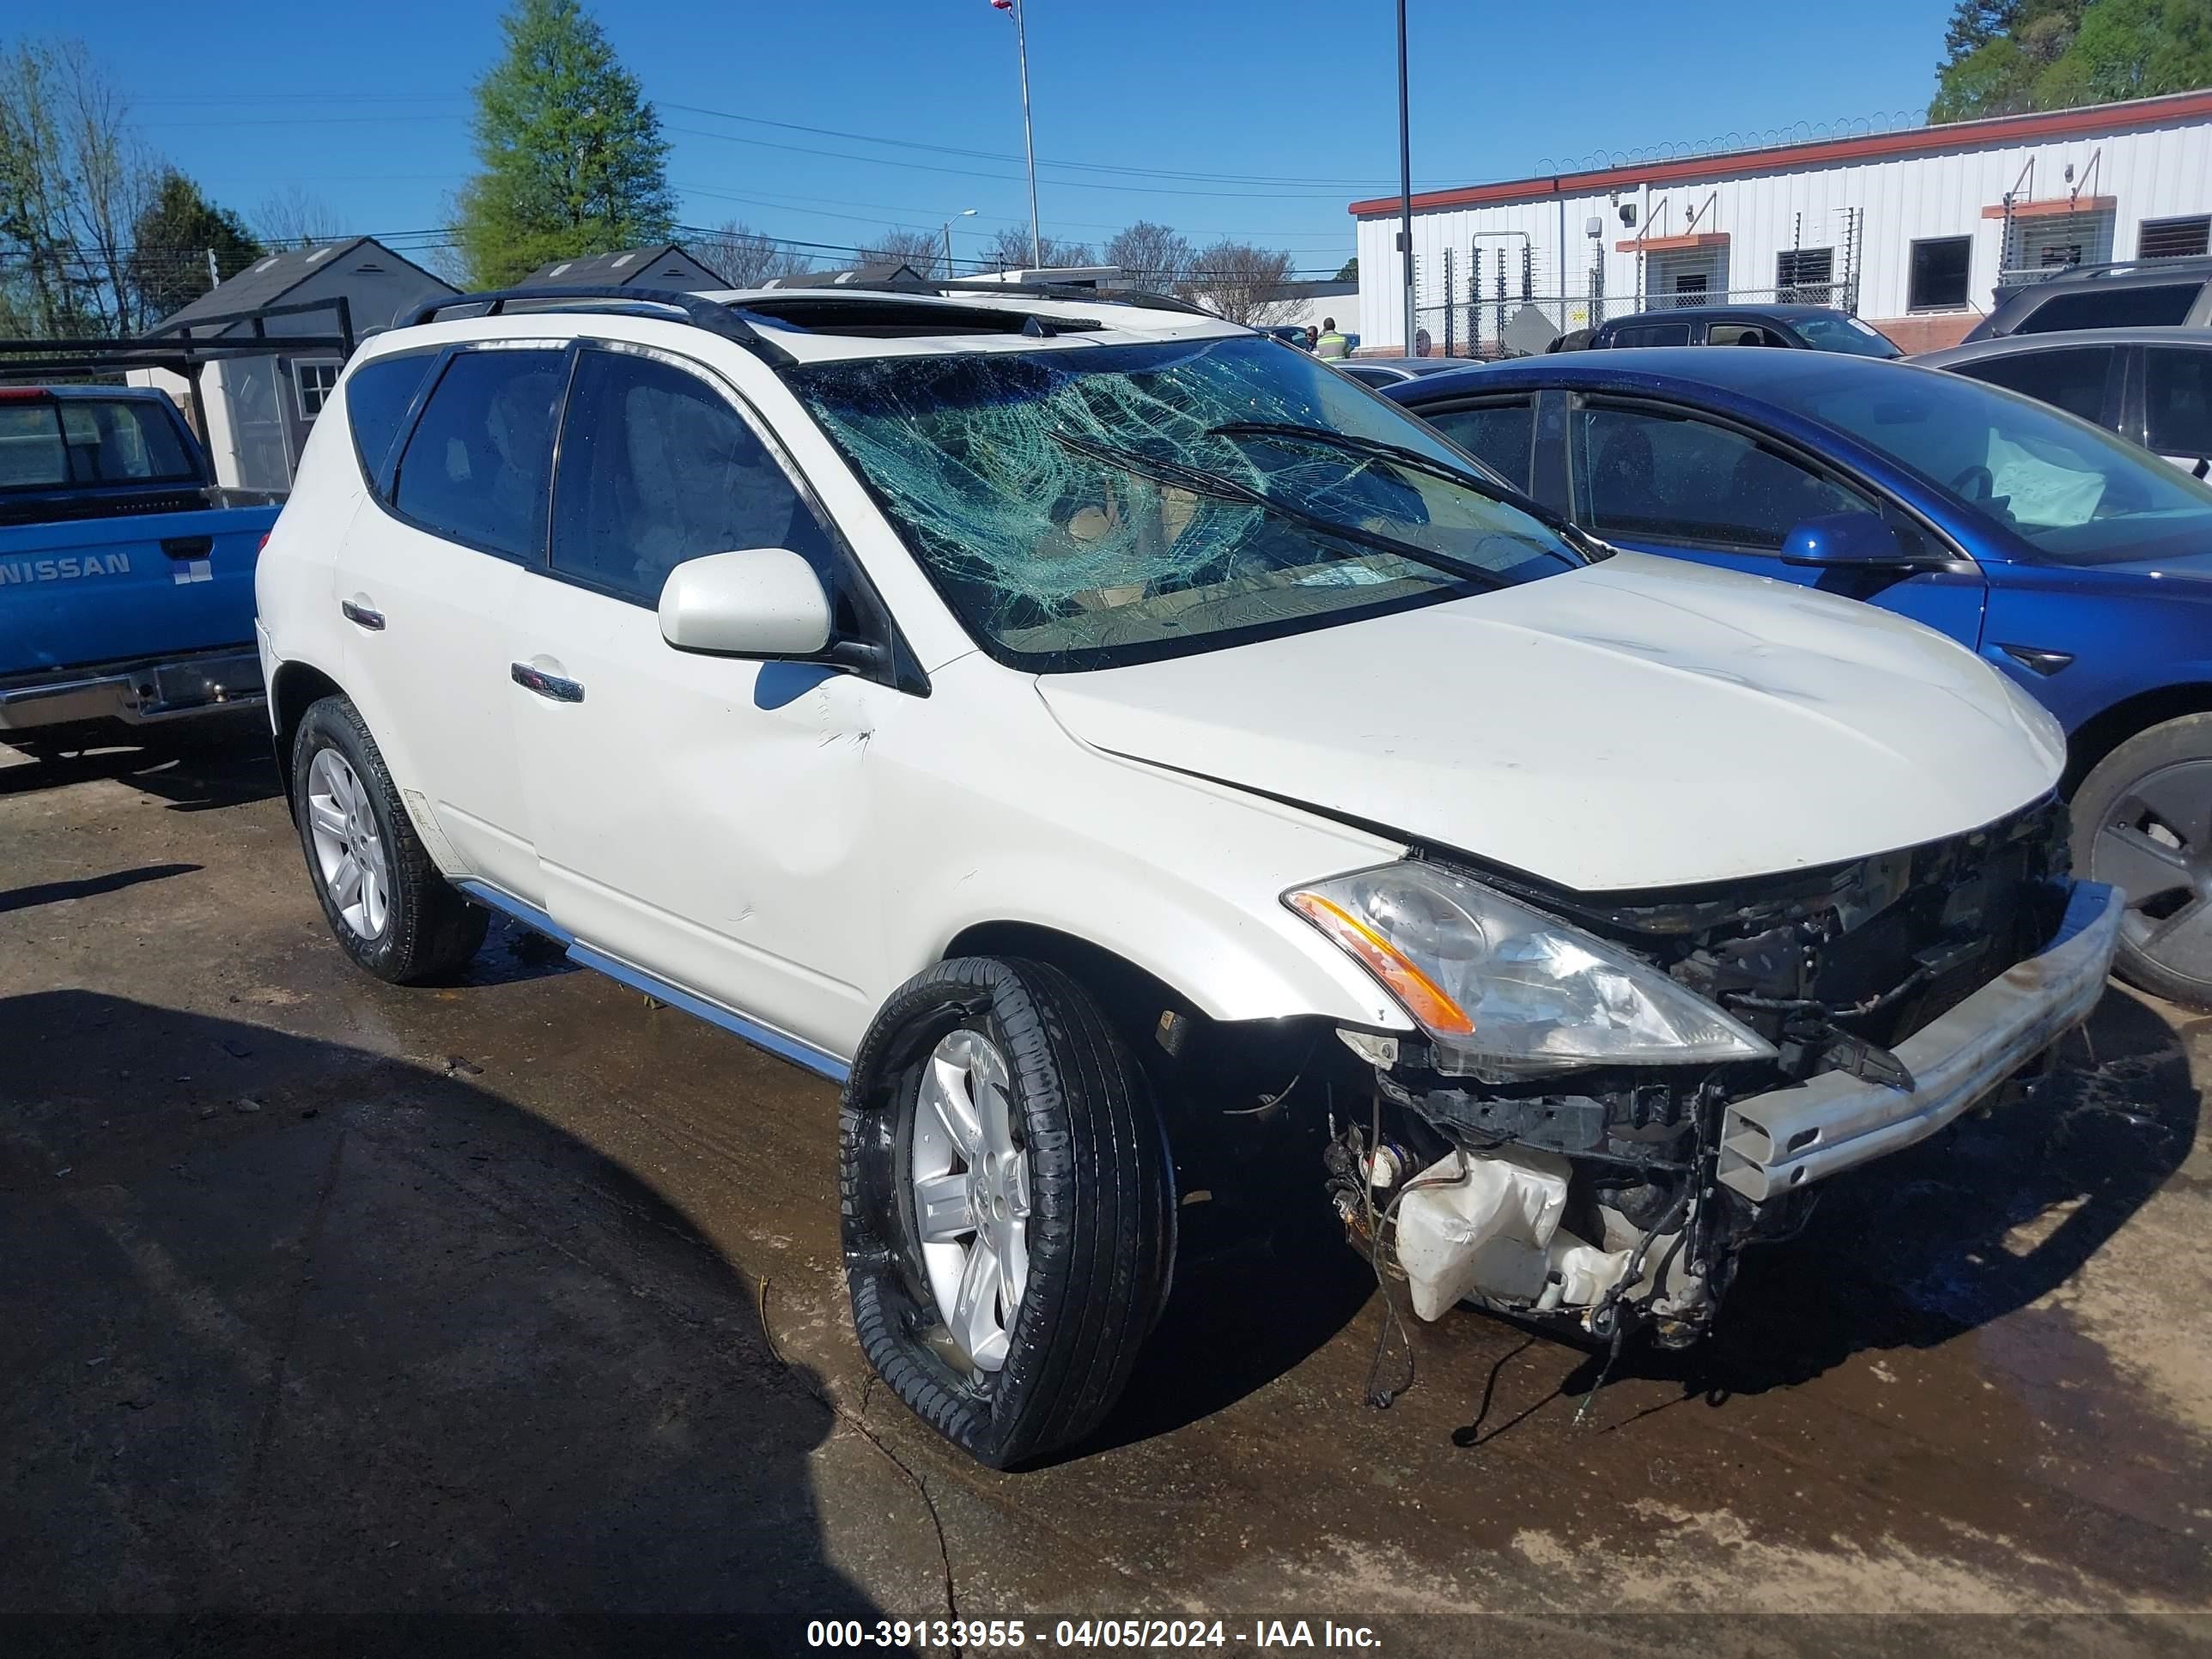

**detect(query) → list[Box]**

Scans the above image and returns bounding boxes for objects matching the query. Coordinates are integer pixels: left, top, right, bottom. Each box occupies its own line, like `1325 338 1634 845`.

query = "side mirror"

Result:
1778 510 1914 568
659 548 833 658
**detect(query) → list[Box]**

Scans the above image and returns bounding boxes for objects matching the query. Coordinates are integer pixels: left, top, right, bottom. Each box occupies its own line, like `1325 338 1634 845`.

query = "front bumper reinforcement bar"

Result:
1717 881 2124 1204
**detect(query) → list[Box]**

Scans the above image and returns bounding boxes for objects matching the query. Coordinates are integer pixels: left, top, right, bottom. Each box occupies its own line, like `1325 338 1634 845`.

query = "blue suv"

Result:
1389 348 2212 1008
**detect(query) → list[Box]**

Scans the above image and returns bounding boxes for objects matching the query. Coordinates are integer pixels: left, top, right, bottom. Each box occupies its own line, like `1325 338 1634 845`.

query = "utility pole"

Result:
1010 0 1042 267
1396 0 1415 357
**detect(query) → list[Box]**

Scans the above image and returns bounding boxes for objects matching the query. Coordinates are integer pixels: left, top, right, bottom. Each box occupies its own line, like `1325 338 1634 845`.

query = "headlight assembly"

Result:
1285 862 1776 1079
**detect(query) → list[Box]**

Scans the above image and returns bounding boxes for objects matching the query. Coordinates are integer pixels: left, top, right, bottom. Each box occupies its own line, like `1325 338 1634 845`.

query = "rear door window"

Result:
1420 398 1535 492
549 347 842 607
1571 403 1872 548
391 348 567 561
2018 283 2200 333
2144 347 2212 459
1949 347 2117 427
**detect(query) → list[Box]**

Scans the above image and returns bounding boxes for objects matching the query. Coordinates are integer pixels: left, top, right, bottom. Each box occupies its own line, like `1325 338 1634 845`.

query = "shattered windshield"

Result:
787 335 1588 670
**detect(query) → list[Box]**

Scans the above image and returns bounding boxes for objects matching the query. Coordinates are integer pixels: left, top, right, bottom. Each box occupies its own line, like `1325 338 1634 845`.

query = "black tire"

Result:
289 695 488 985
2074 711 2212 1011
841 957 1174 1469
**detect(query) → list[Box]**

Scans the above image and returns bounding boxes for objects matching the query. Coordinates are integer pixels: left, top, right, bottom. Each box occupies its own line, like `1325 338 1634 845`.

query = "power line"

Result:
661 100 1448 192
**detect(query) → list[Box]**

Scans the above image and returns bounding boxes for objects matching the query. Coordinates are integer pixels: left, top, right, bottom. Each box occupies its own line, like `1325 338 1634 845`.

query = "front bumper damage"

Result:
1717 880 2122 1202
1322 802 2121 1346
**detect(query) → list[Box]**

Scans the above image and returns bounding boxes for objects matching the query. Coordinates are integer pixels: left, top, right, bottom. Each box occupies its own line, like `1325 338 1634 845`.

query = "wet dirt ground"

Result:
3 720 2209 1656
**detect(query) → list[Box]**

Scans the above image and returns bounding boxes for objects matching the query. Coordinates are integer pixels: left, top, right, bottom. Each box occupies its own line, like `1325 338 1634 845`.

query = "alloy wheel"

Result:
306 747 392 940
909 1027 1031 1374
2090 756 2212 985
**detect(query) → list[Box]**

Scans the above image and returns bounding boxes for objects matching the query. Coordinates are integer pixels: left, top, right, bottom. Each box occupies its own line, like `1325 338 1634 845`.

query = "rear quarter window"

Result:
2017 283 2201 333
345 353 441 493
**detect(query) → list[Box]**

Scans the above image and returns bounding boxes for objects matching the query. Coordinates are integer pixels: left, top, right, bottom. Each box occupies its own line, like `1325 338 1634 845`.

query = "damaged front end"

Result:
1294 796 2123 1348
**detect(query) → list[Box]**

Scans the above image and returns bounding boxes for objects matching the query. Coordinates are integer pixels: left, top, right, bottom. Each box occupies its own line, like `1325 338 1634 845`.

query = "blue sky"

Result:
17 0 1955 276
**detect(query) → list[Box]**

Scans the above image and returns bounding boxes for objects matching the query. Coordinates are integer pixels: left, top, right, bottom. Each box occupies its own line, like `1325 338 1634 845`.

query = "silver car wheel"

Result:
910 1027 1031 1374
306 747 391 941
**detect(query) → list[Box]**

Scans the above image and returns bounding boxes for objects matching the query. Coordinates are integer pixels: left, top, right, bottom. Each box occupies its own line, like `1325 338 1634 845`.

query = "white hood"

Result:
1037 552 2065 892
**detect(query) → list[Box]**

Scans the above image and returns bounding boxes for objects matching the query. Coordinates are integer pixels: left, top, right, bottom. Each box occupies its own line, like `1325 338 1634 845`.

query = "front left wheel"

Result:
289 694 488 985
841 957 1174 1468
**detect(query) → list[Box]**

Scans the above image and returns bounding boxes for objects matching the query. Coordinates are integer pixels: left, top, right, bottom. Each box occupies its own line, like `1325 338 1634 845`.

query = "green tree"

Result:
131 170 262 324
453 0 676 289
1335 255 1358 283
1932 0 2212 121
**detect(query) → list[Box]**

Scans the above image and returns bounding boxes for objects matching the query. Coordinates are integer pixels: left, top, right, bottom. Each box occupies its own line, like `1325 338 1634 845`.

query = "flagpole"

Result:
1012 0 1042 267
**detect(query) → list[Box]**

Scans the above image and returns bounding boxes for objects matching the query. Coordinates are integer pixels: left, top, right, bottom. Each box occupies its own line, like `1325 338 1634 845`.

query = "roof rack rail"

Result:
808 276 1219 319
2018 254 2212 285
404 285 799 368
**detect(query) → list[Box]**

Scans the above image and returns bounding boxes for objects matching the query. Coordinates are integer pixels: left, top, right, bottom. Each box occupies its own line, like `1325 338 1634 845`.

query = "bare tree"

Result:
253 184 342 251
690 220 811 286
855 226 945 273
1103 220 1192 295
981 222 1095 272
0 39 160 334
1188 240 1298 326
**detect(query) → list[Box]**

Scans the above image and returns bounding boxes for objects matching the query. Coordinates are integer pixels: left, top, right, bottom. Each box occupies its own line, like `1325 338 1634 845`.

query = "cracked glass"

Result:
788 336 1588 671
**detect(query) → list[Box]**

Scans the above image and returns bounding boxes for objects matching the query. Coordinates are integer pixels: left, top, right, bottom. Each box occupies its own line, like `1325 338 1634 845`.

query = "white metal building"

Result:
1351 89 2212 356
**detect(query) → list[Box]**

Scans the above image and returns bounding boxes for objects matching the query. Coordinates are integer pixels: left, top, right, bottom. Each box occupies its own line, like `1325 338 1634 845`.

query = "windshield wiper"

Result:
1048 427 1511 592
1206 421 1510 495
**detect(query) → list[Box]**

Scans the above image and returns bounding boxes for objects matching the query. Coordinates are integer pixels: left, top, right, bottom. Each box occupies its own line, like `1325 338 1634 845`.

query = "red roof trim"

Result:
1349 90 2212 218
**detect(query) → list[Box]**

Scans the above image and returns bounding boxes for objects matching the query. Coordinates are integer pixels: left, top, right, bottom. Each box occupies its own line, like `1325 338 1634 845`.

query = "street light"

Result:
941 209 977 279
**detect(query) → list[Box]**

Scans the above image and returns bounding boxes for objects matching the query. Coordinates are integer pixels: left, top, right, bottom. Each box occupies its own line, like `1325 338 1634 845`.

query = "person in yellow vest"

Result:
1313 318 1350 359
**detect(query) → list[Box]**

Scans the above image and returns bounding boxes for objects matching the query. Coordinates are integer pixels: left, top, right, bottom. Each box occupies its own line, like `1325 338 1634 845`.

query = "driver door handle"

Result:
511 661 585 703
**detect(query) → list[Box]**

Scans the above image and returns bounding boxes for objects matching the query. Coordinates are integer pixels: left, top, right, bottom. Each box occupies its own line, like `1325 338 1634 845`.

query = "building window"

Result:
2140 216 2211 261
1776 247 1833 303
1908 237 1972 311
294 360 342 421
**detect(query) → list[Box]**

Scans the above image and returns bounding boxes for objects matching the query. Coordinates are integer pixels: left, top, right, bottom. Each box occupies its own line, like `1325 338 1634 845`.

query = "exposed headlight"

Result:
1285 862 1777 1079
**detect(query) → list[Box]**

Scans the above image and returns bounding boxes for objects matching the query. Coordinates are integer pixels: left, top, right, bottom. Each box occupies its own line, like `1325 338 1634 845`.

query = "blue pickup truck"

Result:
0 385 276 738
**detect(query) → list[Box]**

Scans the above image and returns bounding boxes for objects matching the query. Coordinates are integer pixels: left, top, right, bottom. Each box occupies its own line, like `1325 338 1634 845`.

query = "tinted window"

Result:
2145 348 2212 458
1909 237 1972 311
0 398 194 490
391 349 566 560
1573 404 1869 549
2018 283 2198 333
550 348 840 607
344 352 439 489
1423 400 1534 491
1952 347 2113 425
1772 358 2212 566
1608 322 1692 348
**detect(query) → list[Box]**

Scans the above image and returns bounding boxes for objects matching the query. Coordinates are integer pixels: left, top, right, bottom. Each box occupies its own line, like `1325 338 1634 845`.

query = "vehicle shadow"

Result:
1575 981 2199 1404
0 712 280 812
1080 1170 1376 1455
0 989 890 1653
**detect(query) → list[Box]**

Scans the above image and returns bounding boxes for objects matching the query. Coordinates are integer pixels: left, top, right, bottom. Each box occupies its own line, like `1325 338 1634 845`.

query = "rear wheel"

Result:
2075 711 2212 1010
289 695 487 985
841 957 1173 1468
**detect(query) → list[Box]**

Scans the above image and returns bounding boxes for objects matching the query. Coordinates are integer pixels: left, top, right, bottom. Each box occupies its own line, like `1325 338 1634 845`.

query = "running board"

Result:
455 879 851 1085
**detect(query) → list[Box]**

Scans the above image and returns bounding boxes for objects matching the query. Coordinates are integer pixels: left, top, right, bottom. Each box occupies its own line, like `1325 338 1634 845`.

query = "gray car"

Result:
1963 257 2212 343
1917 326 2212 478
